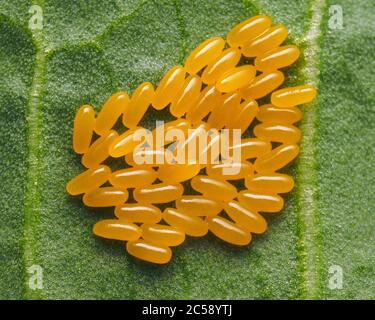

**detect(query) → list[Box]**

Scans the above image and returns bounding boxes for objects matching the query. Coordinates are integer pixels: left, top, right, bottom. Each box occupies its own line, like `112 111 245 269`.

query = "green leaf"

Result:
0 0 374 299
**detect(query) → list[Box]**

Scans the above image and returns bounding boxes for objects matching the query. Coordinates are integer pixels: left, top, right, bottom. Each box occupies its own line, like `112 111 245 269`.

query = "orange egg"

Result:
184 37 225 74
95 92 129 135
227 15 271 48
66 165 111 195
254 144 300 173
73 105 95 154
224 200 267 234
202 48 241 85
256 104 302 123
255 45 300 72
163 208 208 237
242 24 288 57
123 82 154 128
126 240 172 264
83 187 128 207
207 216 251 246
93 219 141 241
115 203 162 224
82 130 118 168
216 65 256 93
240 71 284 100
153 66 186 110
271 84 317 107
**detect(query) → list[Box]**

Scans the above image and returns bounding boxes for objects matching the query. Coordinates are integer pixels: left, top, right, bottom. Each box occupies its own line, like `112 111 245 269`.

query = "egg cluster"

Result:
66 15 316 264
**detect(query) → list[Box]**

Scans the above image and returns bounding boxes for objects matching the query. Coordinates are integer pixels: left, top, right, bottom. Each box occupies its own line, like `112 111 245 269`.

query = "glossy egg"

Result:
254 144 300 173
82 130 118 168
191 175 237 201
224 200 267 234
133 183 184 204
109 127 150 157
229 138 272 160
115 203 162 224
184 37 225 74
254 123 301 144
238 190 284 213
66 165 111 195
176 195 223 216
271 84 317 107
245 173 294 193
216 65 256 93
206 161 253 180
141 224 185 247
123 82 154 128
255 45 300 72
227 15 271 48
207 216 251 246
201 48 241 85
240 71 284 100
170 75 202 117
109 167 157 188
93 219 141 241
152 66 186 110
83 187 128 207
242 24 288 57
95 92 129 136
73 104 95 154
163 208 208 237
256 104 302 123
126 240 172 264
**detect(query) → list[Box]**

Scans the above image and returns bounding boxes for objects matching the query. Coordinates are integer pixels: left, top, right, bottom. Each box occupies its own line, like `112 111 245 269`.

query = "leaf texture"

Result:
0 0 374 299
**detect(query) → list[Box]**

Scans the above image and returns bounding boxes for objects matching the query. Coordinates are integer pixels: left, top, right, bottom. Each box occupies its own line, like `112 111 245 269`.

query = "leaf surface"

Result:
0 0 373 299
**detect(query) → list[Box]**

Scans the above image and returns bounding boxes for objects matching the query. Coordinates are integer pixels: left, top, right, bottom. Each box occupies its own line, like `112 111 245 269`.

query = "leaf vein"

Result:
23 20 47 303
296 0 327 299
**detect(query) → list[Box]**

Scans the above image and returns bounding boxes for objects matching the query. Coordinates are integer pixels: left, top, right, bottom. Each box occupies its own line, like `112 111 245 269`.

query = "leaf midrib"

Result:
294 0 326 299
23 0 46 298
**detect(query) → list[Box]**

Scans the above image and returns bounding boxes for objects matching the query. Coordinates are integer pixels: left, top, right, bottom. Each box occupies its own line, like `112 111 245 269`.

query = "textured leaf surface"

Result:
0 0 374 299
